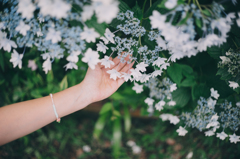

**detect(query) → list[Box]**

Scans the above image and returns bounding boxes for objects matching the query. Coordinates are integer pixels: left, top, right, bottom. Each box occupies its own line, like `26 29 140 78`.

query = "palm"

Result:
82 56 133 103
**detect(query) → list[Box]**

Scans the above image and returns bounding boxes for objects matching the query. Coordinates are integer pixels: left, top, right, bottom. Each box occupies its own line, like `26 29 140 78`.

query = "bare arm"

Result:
0 56 133 145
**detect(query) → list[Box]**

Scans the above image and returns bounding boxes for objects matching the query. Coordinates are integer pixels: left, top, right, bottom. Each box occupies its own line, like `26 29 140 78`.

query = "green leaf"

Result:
85 15 107 36
118 0 131 12
99 102 112 114
113 110 121 117
201 9 211 16
191 83 210 100
180 77 196 87
123 105 131 132
59 75 68 91
172 87 191 107
195 18 202 29
167 63 183 85
207 44 230 59
110 92 125 100
112 118 121 158
30 89 42 98
47 71 54 82
0 52 5 71
216 68 232 81
132 1 143 20
93 113 108 139
157 0 168 8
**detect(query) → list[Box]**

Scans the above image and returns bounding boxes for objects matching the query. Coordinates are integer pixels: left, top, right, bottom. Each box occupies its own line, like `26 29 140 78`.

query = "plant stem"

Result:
194 0 202 12
142 0 148 13
150 0 152 7
232 38 239 48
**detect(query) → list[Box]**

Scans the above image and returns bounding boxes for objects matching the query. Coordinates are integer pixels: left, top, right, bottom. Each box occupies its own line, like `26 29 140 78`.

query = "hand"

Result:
82 55 134 103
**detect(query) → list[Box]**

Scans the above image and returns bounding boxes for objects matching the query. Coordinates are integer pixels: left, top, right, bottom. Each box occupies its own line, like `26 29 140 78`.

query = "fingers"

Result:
119 61 134 73
112 54 131 72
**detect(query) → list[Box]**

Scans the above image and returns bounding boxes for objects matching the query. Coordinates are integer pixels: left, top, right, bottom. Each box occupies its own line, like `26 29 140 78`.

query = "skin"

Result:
0 56 134 146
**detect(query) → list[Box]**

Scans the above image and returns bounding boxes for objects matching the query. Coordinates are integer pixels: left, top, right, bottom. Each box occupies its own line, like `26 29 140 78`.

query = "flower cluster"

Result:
150 2 236 62
218 48 240 78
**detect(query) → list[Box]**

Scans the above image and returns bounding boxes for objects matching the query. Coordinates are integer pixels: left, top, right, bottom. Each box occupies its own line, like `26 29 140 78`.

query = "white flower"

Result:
165 0 177 9
236 102 240 107
132 82 143 93
100 36 109 44
147 105 154 113
17 0 36 19
127 140 136 147
136 62 148 72
151 70 163 78
94 0 119 23
229 133 240 144
0 31 17 52
107 69 121 80
207 98 216 108
97 41 108 53
81 5 95 21
10 50 23 69
217 131 228 140
160 114 171 121
101 55 114 68
156 36 167 50
42 58 52 74
205 130 215 136
170 84 177 92
186 151 193 159
229 81 239 89
80 27 100 43
210 88 220 99
168 100 176 106
38 0 71 19
83 145 91 152
144 98 154 106
220 56 231 64
132 145 141 154
104 28 115 44
45 28 61 44
150 10 166 30
138 74 150 83
130 68 142 79
28 60 37 71
121 72 132 82
160 62 170 70
176 126 188 136
64 62 78 70
153 57 167 67
82 48 100 69
155 101 165 111
15 21 30 36
66 51 81 63
169 115 180 125
211 113 219 120
237 18 240 27
36 30 43 37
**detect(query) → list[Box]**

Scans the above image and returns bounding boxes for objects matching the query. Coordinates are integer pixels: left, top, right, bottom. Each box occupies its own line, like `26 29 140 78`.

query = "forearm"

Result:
0 81 92 145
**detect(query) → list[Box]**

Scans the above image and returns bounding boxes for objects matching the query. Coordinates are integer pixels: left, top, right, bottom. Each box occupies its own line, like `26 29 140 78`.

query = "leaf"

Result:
191 83 210 100
110 92 125 100
123 105 131 132
0 52 4 71
93 113 108 139
171 87 191 107
85 15 107 36
112 118 122 158
216 68 232 81
99 102 112 114
180 77 196 87
195 18 202 29
47 71 54 82
132 1 143 20
201 9 211 16
113 110 121 117
207 44 230 59
59 75 68 91
30 89 42 98
167 63 183 85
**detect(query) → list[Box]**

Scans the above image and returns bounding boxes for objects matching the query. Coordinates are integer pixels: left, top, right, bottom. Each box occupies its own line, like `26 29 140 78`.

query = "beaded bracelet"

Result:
50 93 61 123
